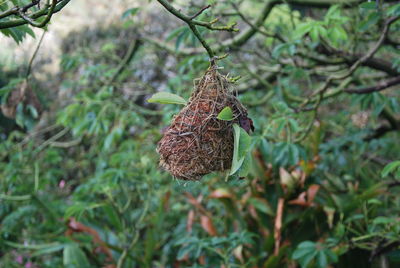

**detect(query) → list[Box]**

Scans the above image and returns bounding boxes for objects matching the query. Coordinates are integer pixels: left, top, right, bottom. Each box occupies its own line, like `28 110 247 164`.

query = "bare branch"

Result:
190 5 211 20
345 76 400 94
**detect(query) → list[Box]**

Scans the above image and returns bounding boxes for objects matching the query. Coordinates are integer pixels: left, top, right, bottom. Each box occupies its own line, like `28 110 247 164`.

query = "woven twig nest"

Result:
1 80 42 119
157 67 252 180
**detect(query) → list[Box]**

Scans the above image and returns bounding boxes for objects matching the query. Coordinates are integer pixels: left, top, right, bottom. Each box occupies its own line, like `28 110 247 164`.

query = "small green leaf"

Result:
358 11 380 32
381 161 400 177
63 243 90 268
317 250 328 267
294 22 313 39
217 106 233 121
238 152 251 177
387 3 400 16
32 244 65 257
248 197 274 216
147 92 187 105
360 2 376 9
27 105 38 119
230 124 252 175
122 7 140 19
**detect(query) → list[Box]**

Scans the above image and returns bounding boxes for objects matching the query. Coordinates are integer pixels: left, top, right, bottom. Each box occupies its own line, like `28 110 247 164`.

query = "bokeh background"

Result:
1 0 400 267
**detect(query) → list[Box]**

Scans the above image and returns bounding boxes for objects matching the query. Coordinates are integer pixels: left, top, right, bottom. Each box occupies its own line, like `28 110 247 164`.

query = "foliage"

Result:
1 0 400 267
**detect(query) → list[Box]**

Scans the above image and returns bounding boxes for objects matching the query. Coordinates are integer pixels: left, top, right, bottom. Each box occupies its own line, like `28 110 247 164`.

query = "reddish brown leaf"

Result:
288 192 308 206
66 218 113 263
307 184 320 204
200 215 217 236
163 190 171 211
185 192 209 216
187 209 195 233
248 204 258 220
274 198 285 256
198 255 206 265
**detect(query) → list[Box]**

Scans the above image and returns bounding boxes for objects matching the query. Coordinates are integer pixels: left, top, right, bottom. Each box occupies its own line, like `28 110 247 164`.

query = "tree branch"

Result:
190 5 211 20
345 76 400 94
156 0 237 32
0 0 71 29
17 0 57 28
106 39 143 87
149 0 279 56
156 0 238 58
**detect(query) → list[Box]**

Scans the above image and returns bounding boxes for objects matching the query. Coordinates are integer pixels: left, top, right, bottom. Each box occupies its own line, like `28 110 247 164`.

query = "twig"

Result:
0 193 31 201
230 1 284 41
190 5 211 20
156 0 235 58
116 188 150 268
344 76 400 94
300 16 399 110
49 138 82 148
17 0 57 28
0 0 71 29
34 128 69 153
145 0 278 56
106 39 143 87
26 30 46 79
156 0 237 32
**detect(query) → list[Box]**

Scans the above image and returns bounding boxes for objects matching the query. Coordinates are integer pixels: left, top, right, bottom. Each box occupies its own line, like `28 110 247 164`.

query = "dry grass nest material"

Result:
157 67 252 180
1 80 42 119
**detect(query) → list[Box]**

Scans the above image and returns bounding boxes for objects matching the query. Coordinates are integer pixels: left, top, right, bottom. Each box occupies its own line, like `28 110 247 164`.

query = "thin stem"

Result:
26 30 46 79
156 0 238 58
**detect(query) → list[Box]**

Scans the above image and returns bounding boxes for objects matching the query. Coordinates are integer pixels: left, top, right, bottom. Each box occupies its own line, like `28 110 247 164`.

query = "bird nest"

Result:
157 66 251 180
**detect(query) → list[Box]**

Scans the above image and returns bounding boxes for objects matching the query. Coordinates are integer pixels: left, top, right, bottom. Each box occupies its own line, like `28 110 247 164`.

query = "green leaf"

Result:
27 105 39 119
298 250 318 268
294 22 313 39
387 3 400 16
63 244 90 268
15 103 25 128
381 161 400 177
373 216 396 225
217 106 233 121
121 7 140 19
360 2 376 9
32 244 65 257
238 152 251 177
147 92 187 105
248 197 274 216
358 11 380 32
230 124 252 175
309 25 326 42
230 124 244 175
103 204 123 232
166 26 187 42
317 250 328 268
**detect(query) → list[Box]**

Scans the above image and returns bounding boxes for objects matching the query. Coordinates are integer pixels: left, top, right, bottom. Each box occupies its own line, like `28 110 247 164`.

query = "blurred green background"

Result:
1 0 400 267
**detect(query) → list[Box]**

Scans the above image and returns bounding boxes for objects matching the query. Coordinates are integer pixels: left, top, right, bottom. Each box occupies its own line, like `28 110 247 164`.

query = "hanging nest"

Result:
1 80 42 119
157 66 253 180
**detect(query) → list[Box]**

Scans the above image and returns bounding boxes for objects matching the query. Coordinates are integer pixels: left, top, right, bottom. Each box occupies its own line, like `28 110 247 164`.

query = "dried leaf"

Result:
288 192 308 206
209 188 233 199
274 198 285 256
187 209 195 233
200 215 217 236
233 245 244 263
280 167 293 188
66 218 113 262
307 184 320 204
